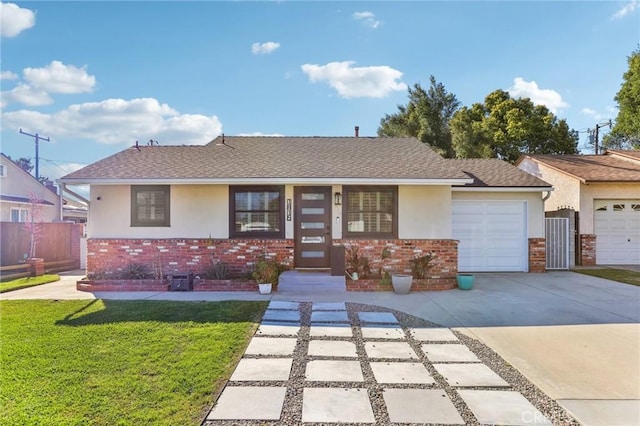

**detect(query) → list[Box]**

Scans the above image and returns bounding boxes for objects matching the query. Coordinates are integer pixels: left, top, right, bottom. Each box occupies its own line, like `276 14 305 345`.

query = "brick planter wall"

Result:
86 238 294 278
193 279 258 292
580 234 596 265
528 238 546 273
27 258 45 277
77 279 170 292
346 277 456 292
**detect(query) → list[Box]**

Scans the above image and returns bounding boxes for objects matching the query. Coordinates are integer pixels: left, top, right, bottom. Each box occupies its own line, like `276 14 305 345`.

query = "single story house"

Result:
58 136 552 284
0 152 60 222
517 150 640 265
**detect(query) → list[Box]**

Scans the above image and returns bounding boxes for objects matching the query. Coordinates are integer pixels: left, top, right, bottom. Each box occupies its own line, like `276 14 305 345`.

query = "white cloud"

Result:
0 70 18 80
1 83 53 107
508 77 569 114
301 61 406 99
23 61 96 94
251 41 280 55
0 2 36 37
1 98 222 145
612 0 639 19
581 107 602 120
353 11 380 29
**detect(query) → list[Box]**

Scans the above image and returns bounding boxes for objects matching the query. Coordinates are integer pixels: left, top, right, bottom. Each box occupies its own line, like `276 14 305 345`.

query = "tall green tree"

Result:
378 75 460 157
450 90 578 163
603 47 640 149
8 156 34 174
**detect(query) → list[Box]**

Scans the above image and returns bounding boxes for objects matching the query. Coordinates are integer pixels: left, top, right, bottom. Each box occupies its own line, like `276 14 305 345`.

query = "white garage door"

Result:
594 200 640 265
453 201 528 272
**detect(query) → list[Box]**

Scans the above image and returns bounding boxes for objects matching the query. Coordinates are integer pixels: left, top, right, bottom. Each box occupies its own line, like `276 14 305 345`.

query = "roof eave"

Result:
452 186 553 192
57 177 475 186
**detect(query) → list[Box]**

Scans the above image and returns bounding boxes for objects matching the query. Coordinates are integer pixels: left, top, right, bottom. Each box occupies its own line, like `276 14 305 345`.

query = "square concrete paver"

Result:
383 389 464 424
256 323 300 336
302 388 375 423
410 327 459 342
207 386 286 420
308 340 358 357
357 312 399 324
268 301 300 310
422 344 480 362
312 302 346 311
458 390 550 425
310 310 349 322
245 337 297 356
370 362 434 384
434 363 510 387
306 360 364 382
262 309 300 322
230 358 293 381
309 324 353 338
364 341 418 359
361 326 406 340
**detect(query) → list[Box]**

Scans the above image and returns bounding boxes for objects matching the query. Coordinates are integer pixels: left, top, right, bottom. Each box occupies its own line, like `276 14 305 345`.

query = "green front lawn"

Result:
0 299 267 425
0 274 60 293
573 268 640 286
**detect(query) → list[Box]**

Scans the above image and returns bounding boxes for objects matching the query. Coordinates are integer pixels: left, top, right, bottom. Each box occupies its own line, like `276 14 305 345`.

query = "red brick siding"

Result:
336 239 458 288
580 234 596 266
86 238 294 277
528 238 546 273
27 258 45 276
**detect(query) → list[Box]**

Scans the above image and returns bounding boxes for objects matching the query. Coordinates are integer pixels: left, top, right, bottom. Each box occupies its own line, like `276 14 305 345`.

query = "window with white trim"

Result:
10 208 29 222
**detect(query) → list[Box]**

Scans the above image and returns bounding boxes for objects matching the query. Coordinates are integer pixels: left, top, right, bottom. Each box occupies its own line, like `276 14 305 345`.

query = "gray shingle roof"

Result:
59 136 550 188
522 153 640 183
60 137 469 182
450 158 551 187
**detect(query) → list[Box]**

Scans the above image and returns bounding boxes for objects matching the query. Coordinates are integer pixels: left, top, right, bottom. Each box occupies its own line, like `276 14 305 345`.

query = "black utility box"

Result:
330 245 345 276
169 272 194 291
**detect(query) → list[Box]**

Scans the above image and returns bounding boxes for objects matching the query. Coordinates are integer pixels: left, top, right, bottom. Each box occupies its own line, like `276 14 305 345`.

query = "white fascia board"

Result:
58 177 475 186
452 186 553 192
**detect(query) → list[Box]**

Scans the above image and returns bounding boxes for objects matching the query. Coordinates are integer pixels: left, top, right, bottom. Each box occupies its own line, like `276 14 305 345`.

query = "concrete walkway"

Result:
2 269 639 425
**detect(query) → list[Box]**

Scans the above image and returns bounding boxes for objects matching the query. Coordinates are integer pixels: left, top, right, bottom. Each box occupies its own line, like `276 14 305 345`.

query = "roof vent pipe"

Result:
355 126 359 137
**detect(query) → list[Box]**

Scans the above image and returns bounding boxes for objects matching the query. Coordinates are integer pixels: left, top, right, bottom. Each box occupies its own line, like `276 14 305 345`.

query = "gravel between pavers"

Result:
202 302 580 426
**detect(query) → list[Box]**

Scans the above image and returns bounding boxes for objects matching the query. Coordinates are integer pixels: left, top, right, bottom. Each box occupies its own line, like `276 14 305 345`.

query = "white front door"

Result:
453 201 528 272
594 200 640 265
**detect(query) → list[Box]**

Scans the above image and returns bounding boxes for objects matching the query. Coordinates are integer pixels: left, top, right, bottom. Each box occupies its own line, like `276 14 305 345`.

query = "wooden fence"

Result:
1 222 84 267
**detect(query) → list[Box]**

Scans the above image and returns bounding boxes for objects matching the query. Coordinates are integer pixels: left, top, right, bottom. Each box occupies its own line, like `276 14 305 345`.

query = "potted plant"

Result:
457 273 474 290
251 257 286 294
345 246 370 280
407 252 436 292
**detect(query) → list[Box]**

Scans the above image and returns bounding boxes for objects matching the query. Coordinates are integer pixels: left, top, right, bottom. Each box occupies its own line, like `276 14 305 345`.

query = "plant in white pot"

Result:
379 247 413 294
251 257 286 295
345 246 370 281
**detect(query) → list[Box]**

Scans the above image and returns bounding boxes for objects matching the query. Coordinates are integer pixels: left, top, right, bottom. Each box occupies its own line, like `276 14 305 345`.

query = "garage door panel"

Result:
594 200 640 265
453 201 527 272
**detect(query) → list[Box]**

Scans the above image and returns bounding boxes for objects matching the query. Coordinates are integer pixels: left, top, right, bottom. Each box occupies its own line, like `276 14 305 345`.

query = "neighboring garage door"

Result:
453 201 528 272
594 200 640 265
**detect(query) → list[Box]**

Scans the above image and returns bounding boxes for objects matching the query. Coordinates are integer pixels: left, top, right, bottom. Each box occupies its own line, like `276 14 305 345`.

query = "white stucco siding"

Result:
452 191 545 238
88 184 229 238
580 183 640 235
398 185 451 239
518 159 581 212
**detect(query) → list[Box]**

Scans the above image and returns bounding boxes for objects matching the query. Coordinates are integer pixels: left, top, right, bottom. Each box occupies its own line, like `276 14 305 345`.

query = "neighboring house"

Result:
0 153 60 223
517 150 640 266
58 136 552 281
62 197 88 224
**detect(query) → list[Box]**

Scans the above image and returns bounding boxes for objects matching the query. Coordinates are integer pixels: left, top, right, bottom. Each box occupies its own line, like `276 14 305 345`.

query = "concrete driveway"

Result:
2 270 639 425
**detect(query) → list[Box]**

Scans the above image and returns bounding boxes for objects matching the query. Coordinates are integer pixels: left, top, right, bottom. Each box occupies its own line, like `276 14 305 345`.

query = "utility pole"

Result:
19 129 50 180
591 120 612 155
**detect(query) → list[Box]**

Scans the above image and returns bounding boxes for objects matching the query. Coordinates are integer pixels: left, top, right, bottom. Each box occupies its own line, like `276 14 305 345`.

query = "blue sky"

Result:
1 1 638 183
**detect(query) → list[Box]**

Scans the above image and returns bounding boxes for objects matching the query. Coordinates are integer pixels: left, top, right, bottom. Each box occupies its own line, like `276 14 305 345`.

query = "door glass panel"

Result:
301 236 325 244
302 193 325 200
632 204 640 212
301 222 324 229
301 251 325 258
613 204 625 212
301 207 324 215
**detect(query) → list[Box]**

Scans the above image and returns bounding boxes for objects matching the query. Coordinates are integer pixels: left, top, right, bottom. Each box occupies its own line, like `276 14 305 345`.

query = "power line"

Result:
587 120 612 155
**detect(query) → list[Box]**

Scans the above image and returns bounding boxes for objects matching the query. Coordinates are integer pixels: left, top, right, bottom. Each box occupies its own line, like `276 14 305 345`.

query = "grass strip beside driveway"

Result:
0 299 267 425
573 268 640 286
0 274 60 293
